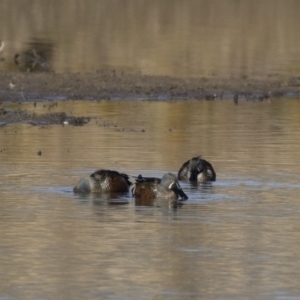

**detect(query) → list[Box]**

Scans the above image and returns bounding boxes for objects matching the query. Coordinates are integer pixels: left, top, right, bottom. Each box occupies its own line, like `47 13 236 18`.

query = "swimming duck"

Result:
178 156 216 182
73 169 132 193
132 173 188 200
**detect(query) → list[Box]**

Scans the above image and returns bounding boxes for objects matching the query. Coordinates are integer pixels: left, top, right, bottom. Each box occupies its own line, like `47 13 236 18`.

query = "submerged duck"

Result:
73 169 132 194
132 173 188 200
178 156 216 182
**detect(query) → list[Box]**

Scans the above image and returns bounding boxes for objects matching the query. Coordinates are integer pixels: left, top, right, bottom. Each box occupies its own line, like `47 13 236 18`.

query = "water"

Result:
0 99 300 299
1 0 300 78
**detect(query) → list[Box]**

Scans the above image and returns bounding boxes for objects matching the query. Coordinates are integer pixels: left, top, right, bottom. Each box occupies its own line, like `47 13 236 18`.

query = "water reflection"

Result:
14 38 53 72
134 197 183 210
1 99 300 299
0 41 5 62
1 0 300 77
74 192 131 204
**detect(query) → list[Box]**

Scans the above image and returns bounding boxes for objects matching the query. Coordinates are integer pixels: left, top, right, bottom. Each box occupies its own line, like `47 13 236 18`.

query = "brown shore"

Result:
0 70 300 126
1 70 300 103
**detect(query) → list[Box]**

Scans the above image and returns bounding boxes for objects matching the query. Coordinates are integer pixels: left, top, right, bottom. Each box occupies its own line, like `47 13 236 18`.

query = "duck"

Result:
178 156 216 182
132 173 188 200
73 169 132 193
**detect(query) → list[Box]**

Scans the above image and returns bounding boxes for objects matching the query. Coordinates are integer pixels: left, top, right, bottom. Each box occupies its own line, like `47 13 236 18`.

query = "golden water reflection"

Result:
1 0 300 77
1 99 300 299
2 98 300 174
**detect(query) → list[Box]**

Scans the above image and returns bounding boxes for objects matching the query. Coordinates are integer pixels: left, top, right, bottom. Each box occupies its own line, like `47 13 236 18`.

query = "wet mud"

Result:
0 70 300 125
0 107 90 127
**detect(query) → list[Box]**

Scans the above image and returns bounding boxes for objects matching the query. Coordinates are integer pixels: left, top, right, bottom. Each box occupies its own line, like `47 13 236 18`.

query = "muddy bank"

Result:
1 70 300 125
0 107 91 127
0 70 300 103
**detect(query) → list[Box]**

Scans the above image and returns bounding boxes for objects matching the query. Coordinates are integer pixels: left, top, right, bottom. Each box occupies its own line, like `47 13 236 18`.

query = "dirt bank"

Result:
0 107 91 127
0 70 300 126
1 70 300 103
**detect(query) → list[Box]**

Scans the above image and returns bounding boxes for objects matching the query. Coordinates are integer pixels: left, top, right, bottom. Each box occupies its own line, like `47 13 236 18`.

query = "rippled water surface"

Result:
1 99 300 299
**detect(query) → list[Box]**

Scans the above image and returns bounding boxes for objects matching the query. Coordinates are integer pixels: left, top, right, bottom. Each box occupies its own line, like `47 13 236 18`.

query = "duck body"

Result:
178 156 216 182
74 169 132 194
133 173 188 200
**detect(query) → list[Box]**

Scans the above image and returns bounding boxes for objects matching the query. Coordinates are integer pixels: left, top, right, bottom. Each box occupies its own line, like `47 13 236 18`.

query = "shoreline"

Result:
0 70 300 103
1 70 300 126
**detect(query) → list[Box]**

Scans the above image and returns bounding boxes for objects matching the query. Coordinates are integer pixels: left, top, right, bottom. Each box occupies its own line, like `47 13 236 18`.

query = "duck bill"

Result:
169 181 188 200
177 188 188 200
